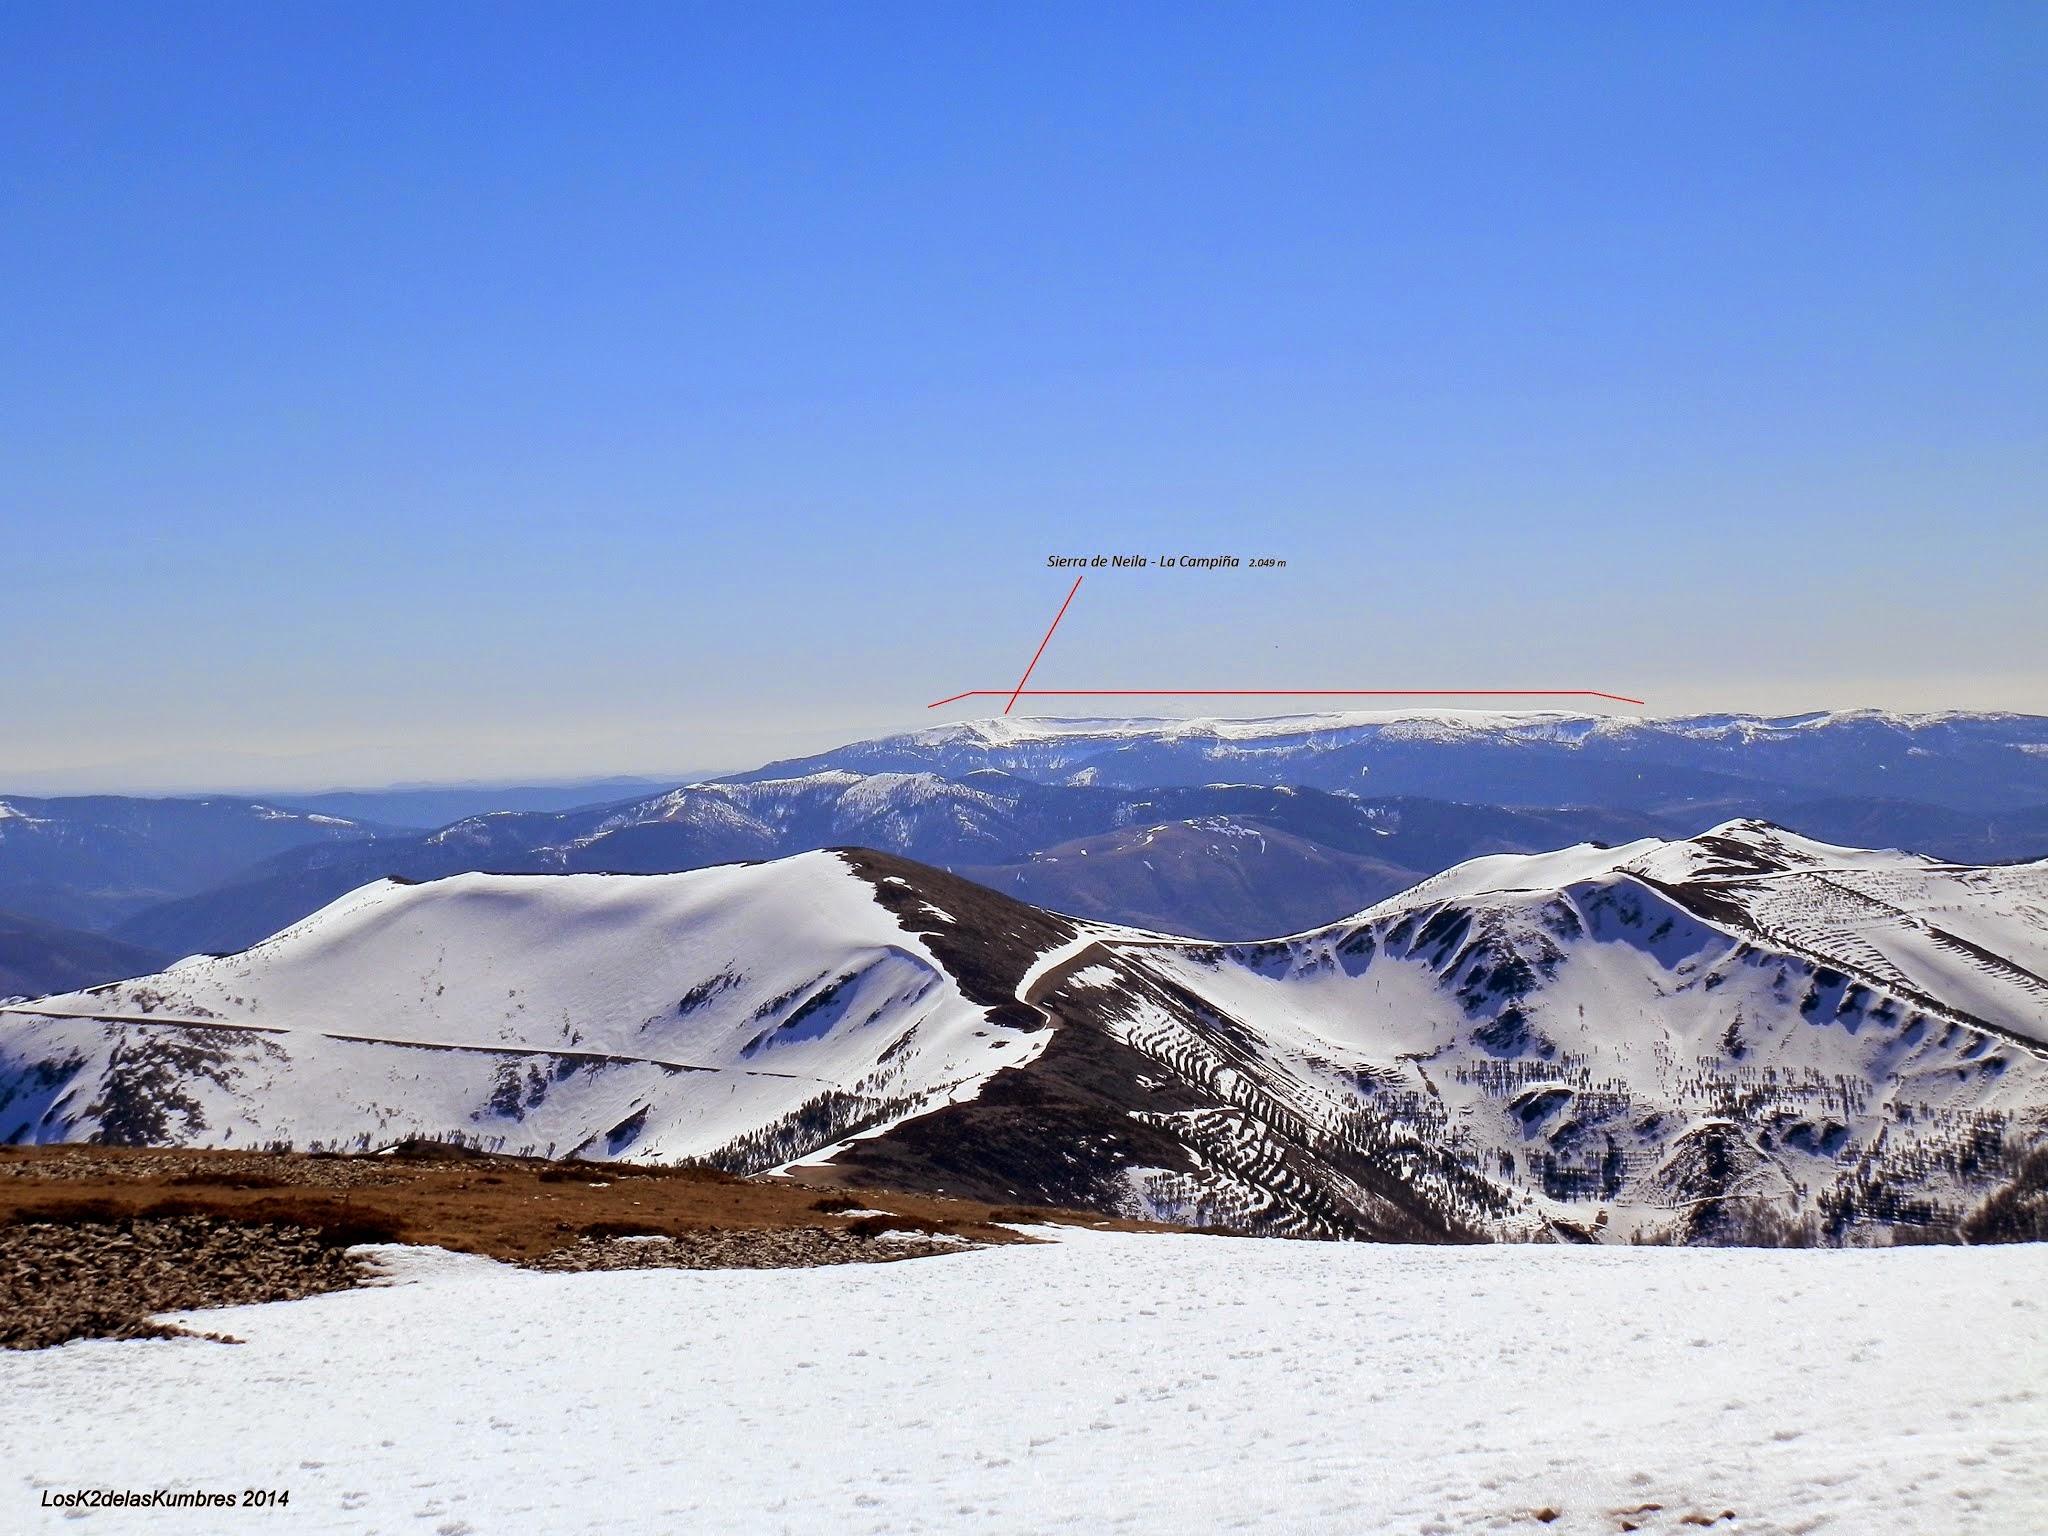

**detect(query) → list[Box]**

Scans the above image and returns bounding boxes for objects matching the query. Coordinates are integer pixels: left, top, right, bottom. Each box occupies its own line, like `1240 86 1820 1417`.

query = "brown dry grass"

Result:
0 1143 1168 1262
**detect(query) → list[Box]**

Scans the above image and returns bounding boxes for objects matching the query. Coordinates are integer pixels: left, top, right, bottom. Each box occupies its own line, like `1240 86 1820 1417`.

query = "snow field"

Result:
7 1231 2045 1535
10 852 1037 1164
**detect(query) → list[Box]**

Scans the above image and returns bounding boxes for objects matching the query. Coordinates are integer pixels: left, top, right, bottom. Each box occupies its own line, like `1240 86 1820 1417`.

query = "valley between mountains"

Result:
6 816 2045 1247
10 708 2048 979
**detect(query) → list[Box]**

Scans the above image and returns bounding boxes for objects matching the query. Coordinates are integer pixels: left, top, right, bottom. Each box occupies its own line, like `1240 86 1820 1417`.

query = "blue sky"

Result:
4 2 2043 790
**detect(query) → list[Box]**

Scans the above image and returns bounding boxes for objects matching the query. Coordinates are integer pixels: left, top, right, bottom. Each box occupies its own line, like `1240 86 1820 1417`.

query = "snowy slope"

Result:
0 852 1062 1168
1067 820 2048 1240
5 827 2046 1245
850 707 2046 756
8 1232 2046 1535
1362 820 2048 1039
743 708 2048 812
115 772 1680 959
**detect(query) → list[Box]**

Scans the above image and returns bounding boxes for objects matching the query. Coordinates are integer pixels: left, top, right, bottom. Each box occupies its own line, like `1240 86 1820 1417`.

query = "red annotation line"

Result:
950 576 1647 711
1001 574 1084 715
931 688 1650 708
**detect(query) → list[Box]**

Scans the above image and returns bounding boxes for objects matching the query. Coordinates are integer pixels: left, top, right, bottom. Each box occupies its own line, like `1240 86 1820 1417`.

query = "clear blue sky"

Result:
5 2 2043 790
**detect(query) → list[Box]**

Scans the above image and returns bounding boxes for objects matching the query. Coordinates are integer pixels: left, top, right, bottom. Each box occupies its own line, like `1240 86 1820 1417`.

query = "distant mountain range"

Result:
3 710 2047 991
0 795 378 934
109 778 1679 958
268 777 700 830
7 823 2044 1245
0 911 169 1002
741 710 2048 812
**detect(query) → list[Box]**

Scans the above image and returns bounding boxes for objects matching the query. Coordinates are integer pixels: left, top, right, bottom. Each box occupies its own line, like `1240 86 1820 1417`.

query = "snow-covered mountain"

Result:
18 712 2048 976
0 851 1063 1170
1058 820 2048 1242
954 814 1425 940
4 823 2043 1245
110 775 1671 957
746 710 2048 813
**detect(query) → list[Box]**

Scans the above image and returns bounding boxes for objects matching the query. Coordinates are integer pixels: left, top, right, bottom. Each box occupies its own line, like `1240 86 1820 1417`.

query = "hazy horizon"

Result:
8 698 2048 798
8 5 2043 793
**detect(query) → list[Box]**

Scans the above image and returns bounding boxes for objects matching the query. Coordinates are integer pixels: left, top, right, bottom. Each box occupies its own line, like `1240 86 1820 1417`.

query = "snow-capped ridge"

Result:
5 828 2046 1248
1331 819 1949 927
2 850 1069 1170
735 709 2048 820
903 707 2034 750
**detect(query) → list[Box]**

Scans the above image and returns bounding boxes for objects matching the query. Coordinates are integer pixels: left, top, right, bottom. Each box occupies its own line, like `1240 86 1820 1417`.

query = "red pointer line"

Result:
1002 575 1085 715
932 688 1649 708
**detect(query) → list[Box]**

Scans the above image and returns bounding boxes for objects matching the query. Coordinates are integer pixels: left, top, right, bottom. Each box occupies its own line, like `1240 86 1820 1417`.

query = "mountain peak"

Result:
7 830 2046 1245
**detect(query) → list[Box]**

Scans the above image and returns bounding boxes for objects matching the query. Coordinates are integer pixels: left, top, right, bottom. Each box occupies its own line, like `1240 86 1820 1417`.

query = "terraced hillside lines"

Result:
1009 924 1460 1237
1647 859 2048 1053
5 823 2047 1247
1066 967 1475 1239
817 901 1495 1242
1113 825 2048 1243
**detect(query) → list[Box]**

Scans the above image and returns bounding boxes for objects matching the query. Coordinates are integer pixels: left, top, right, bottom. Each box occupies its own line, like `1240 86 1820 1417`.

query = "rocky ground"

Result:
0 1143 1148 1349
2 1215 368 1350
2 1216 981 1350
0 1147 405 1189
527 1225 977 1272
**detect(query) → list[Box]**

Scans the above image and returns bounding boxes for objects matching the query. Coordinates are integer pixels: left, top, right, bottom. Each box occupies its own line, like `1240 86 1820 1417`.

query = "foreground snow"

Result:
7 1232 2046 1534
